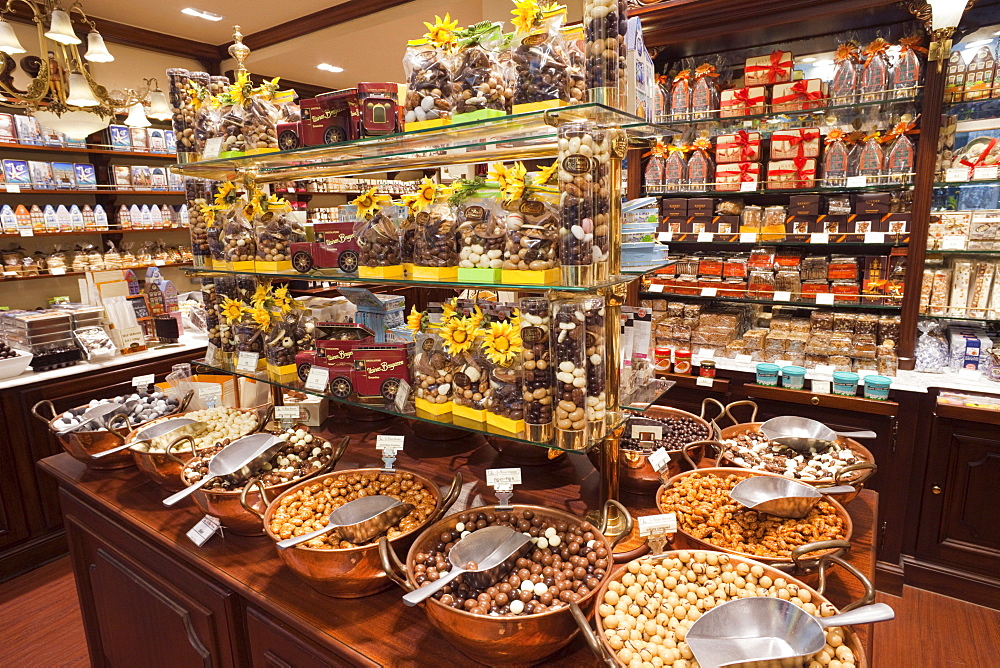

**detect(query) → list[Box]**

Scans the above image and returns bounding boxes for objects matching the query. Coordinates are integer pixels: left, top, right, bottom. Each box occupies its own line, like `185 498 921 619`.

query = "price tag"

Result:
2 271 16 276
811 380 832 394
49 266 66 275
275 405 300 423
304 366 329 392
773 291 792 302
697 348 715 362
202 137 223 160
186 515 222 546
696 376 714 387
657 232 673 242
945 167 969 182
697 232 714 243
19 227 33 237
5 184 20 193
739 232 758 243
864 232 885 244
647 448 671 473
815 293 835 305
815 364 836 376
376 434 405 470
958 368 980 380
205 342 219 365
735 354 754 365
197 385 222 408
153 259 166 266
739 181 757 192
810 232 830 244
631 425 663 441
846 176 868 188
638 513 677 537
394 377 411 412
941 235 967 250
648 284 664 293
487 468 522 487
236 351 260 373
131 374 155 393
973 165 999 181
701 287 718 297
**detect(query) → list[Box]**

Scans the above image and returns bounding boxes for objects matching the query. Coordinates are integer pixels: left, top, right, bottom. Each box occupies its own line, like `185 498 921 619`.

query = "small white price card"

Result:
815 364 836 376
631 424 663 441
735 354 754 365
811 380 832 394
815 293 835 305
941 235 967 250
304 366 329 392
394 377 411 412
49 266 65 275
197 386 222 408
857 369 877 379
275 406 300 427
648 284 664 293
739 181 757 192
775 359 791 368
657 232 672 242
973 166 999 181
236 351 259 373
5 184 20 193
773 291 792 302
2 270 16 276
739 232 757 243
376 434 405 454
810 232 829 244
647 448 671 473
187 515 222 546
846 176 868 188
486 468 521 490
131 374 155 392
696 376 714 388
701 287 718 297
864 232 885 244
638 513 677 537
697 348 715 361
153 259 166 266
19 227 33 237
205 342 219 365
958 368 980 380
202 137 223 160
945 167 969 182
697 232 714 243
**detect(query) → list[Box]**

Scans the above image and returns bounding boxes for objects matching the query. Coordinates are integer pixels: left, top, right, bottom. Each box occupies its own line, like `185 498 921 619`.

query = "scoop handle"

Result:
402 566 465 607
162 476 212 507
90 441 134 458
276 522 340 550
818 484 855 495
817 602 895 628
834 429 876 439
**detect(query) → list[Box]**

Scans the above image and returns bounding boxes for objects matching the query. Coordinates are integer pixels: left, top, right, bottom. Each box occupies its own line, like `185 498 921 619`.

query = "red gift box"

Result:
716 131 762 164
744 50 794 86
720 87 767 118
769 128 821 160
772 79 826 113
715 162 760 191
766 158 817 190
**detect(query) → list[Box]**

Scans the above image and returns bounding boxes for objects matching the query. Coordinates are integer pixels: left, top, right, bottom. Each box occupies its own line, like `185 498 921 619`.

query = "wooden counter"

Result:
40 414 878 667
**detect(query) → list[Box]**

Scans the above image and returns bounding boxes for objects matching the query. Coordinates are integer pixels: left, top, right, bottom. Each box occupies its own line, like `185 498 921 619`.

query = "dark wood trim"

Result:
228 0 423 53
741 383 900 416
0 529 67 583
655 371 730 393
902 556 1000 611
935 402 1000 427
876 559 906 596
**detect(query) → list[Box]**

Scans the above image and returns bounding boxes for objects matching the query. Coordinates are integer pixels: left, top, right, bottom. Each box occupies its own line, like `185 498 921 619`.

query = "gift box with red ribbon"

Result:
766 158 817 189
719 86 767 118
772 79 826 113
769 128 821 160
744 50 794 87
716 131 761 163
715 162 761 191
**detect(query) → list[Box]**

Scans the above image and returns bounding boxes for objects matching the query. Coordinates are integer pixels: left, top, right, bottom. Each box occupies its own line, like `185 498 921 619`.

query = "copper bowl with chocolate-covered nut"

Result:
263 468 461 598
379 500 632 666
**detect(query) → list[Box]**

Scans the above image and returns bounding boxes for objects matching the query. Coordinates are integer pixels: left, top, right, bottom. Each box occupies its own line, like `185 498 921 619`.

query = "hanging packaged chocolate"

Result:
964 45 997 102
668 69 691 121
483 306 525 435
412 188 459 280
856 132 885 183
644 140 667 187
255 196 306 272
242 79 280 154
686 137 715 192
663 142 688 192
501 188 560 283
944 50 967 103
830 42 861 105
892 36 926 98
822 130 851 187
511 3 570 112
690 64 720 120
449 307 489 422
450 21 506 121
455 196 506 283
860 38 892 103
654 74 669 121
883 120 917 184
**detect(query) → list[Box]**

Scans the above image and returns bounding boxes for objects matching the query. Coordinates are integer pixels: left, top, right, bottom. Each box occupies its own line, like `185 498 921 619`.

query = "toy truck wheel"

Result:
323 126 347 144
278 129 300 150
338 250 359 273
380 378 400 401
330 377 352 398
292 251 314 273
296 363 311 382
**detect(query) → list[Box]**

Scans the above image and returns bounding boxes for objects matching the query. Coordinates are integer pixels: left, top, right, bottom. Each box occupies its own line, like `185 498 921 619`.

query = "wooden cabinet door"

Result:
246 607 351 668
915 417 1000 578
0 399 30 550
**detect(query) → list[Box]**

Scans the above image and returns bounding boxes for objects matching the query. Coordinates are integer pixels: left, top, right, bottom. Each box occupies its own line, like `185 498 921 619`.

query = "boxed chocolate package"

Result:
770 128 821 160
744 50 793 87
766 159 817 189
789 195 826 216
688 198 716 214
662 199 688 216
715 162 760 191
854 192 891 214
771 80 825 113
716 131 761 163
719 86 767 117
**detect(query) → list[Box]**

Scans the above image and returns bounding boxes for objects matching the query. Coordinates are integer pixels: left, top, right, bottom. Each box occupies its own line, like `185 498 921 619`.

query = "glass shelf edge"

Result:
638 291 903 310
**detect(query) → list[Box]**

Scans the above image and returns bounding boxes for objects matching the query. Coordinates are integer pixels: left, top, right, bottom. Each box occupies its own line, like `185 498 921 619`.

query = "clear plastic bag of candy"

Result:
511 5 570 108
403 40 453 125
450 22 506 116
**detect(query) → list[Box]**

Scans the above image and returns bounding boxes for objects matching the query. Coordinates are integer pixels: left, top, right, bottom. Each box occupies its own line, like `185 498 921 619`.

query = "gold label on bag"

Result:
519 200 545 215
465 205 485 221
521 326 544 343
415 211 431 224
563 154 592 174
523 33 547 46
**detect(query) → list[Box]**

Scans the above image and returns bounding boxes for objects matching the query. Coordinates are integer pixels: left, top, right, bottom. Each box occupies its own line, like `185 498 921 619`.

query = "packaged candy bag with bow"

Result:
914 321 949 372
450 21 507 121
501 173 560 284
222 205 256 270
456 196 506 282
242 78 281 154
217 89 247 157
410 312 455 415
483 305 525 434
254 195 305 272
860 38 892 103
447 308 491 421
356 203 404 279
893 36 925 98
511 2 570 112
831 42 861 105
403 26 454 130
410 180 459 280
264 299 314 382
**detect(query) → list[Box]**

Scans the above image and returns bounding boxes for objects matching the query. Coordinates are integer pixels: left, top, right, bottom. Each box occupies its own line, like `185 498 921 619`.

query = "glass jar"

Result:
519 296 554 443
553 299 588 450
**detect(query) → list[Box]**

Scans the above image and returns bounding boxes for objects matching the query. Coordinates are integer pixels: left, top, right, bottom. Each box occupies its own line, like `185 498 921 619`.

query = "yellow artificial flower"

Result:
468 305 485 332
535 160 558 185
230 71 252 106
509 308 522 331
482 320 522 366
272 285 293 313
266 194 291 211
413 177 439 211
511 0 539 33
220 297 247 324
251 284 270 307
214 181 238 207
423 13 459 46
250 306 272 329
440 299 457 322
489 162 511 191
405 306 425 338
352 187 390 219
439 316 477 355
503 161 528 202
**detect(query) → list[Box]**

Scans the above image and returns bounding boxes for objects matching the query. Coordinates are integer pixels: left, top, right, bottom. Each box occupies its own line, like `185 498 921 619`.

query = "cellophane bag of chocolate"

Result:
403 40 453 125
511 4 570 108
450 22 507 117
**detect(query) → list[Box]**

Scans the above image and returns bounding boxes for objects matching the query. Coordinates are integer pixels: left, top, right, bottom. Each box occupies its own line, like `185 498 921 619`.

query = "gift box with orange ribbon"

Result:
771 79 826 113
719 86 767 118
716 130 761 163
770 127 821 161
744 50 794 87
714 161 760 191
766 157 817 190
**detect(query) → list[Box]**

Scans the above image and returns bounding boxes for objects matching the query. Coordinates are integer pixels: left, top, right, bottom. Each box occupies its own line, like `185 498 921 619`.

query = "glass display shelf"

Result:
194 358 674 454
647 181 912 197
943 97 1000 121
934 178 1000 188
171 103 672 183
639 290 902 310
654 94 921 131
926 249 1000 255
183 265 653 293
920 313 999 323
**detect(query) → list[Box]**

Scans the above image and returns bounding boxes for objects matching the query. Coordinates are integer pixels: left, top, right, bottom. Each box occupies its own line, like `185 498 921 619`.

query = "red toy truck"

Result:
295 323 409 401
290 220 360 274
276 89 360 150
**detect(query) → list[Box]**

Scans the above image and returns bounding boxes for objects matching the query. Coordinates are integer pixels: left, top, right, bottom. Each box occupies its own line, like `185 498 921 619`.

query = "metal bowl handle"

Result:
832 461 877 488
165 435 195 466
569 602 617 667
378 536 414 592
723 400 758 427
599 499 634 550
176 389 194 413
681 439 725 470
816 552 876 612
791 538 851 571
106 413 132 443
699 397 728 424
31 399 58 424
239 477 270 521
430 472 464 524
258 404 275 432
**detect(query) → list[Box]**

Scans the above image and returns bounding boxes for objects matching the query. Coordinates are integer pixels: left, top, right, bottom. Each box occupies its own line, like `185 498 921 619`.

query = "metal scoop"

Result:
59 400 137 434
402 525 533 607
92 417 206 458
761 416 876 452
162 433 283 507
687 597 894 668
730 476 854 519
276 495 414 549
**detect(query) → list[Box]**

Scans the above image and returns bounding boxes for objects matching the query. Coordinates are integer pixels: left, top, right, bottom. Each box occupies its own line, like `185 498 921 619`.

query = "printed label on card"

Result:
697 232 714 243
973 166 999 181
945 167 969 182
735 354 754 365
131 374 155 391
205 342 218 365
739 232 757 243
810 232 829 244
632 424 663 441
5 184 19 193
376 434 405 454
647 448 671 472
486 468 522 488
197 386 222 408
775 359 791 368
773 291 792 302
816 293 835 305
846 176 868 188
304 366 330 392
19 227 33 237
815 364 836 376
153 259 166 266
275 405 300 421
942 235 967 250
49 266 65 275
858 369 877 379
864 232 885 244
740 181 757 192
649 284 664 293
202 137 223 160
696 376 714 387
657 232 672 242
701 287 718 297
187 515 222 547
638 513 677 536
958 368 980 380
811 380 832 394
236 351 259 373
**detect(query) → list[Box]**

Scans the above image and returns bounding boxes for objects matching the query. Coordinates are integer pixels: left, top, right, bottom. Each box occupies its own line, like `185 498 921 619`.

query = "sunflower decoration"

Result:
535 160 558 185
250 305 272 329
272 285 294 314
489 162 512 192
468 305 485 332
440 299 458 322
405 305 427 339
352 187 392 220
502 162 528 203
423 13 459 48
214 181 239 207
220 297 248 324
229 71 253 106
250 283 271 308
482 319 523 366
439 315 479 355
510 0 540 33
264 193 291 211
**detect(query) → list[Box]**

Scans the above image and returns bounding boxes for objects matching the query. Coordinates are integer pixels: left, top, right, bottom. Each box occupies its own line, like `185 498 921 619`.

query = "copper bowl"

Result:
262 468 462 598
178 434 350 536
717 422 877 504
570 547 871 667
129 407 262 490
30 394 190 471
380 500 632 667
656 467 854 572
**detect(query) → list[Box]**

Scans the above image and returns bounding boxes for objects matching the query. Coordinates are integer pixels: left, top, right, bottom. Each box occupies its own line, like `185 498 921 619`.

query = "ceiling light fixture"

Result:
800 56 818 63
317 63 344 73
181 7 224 21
